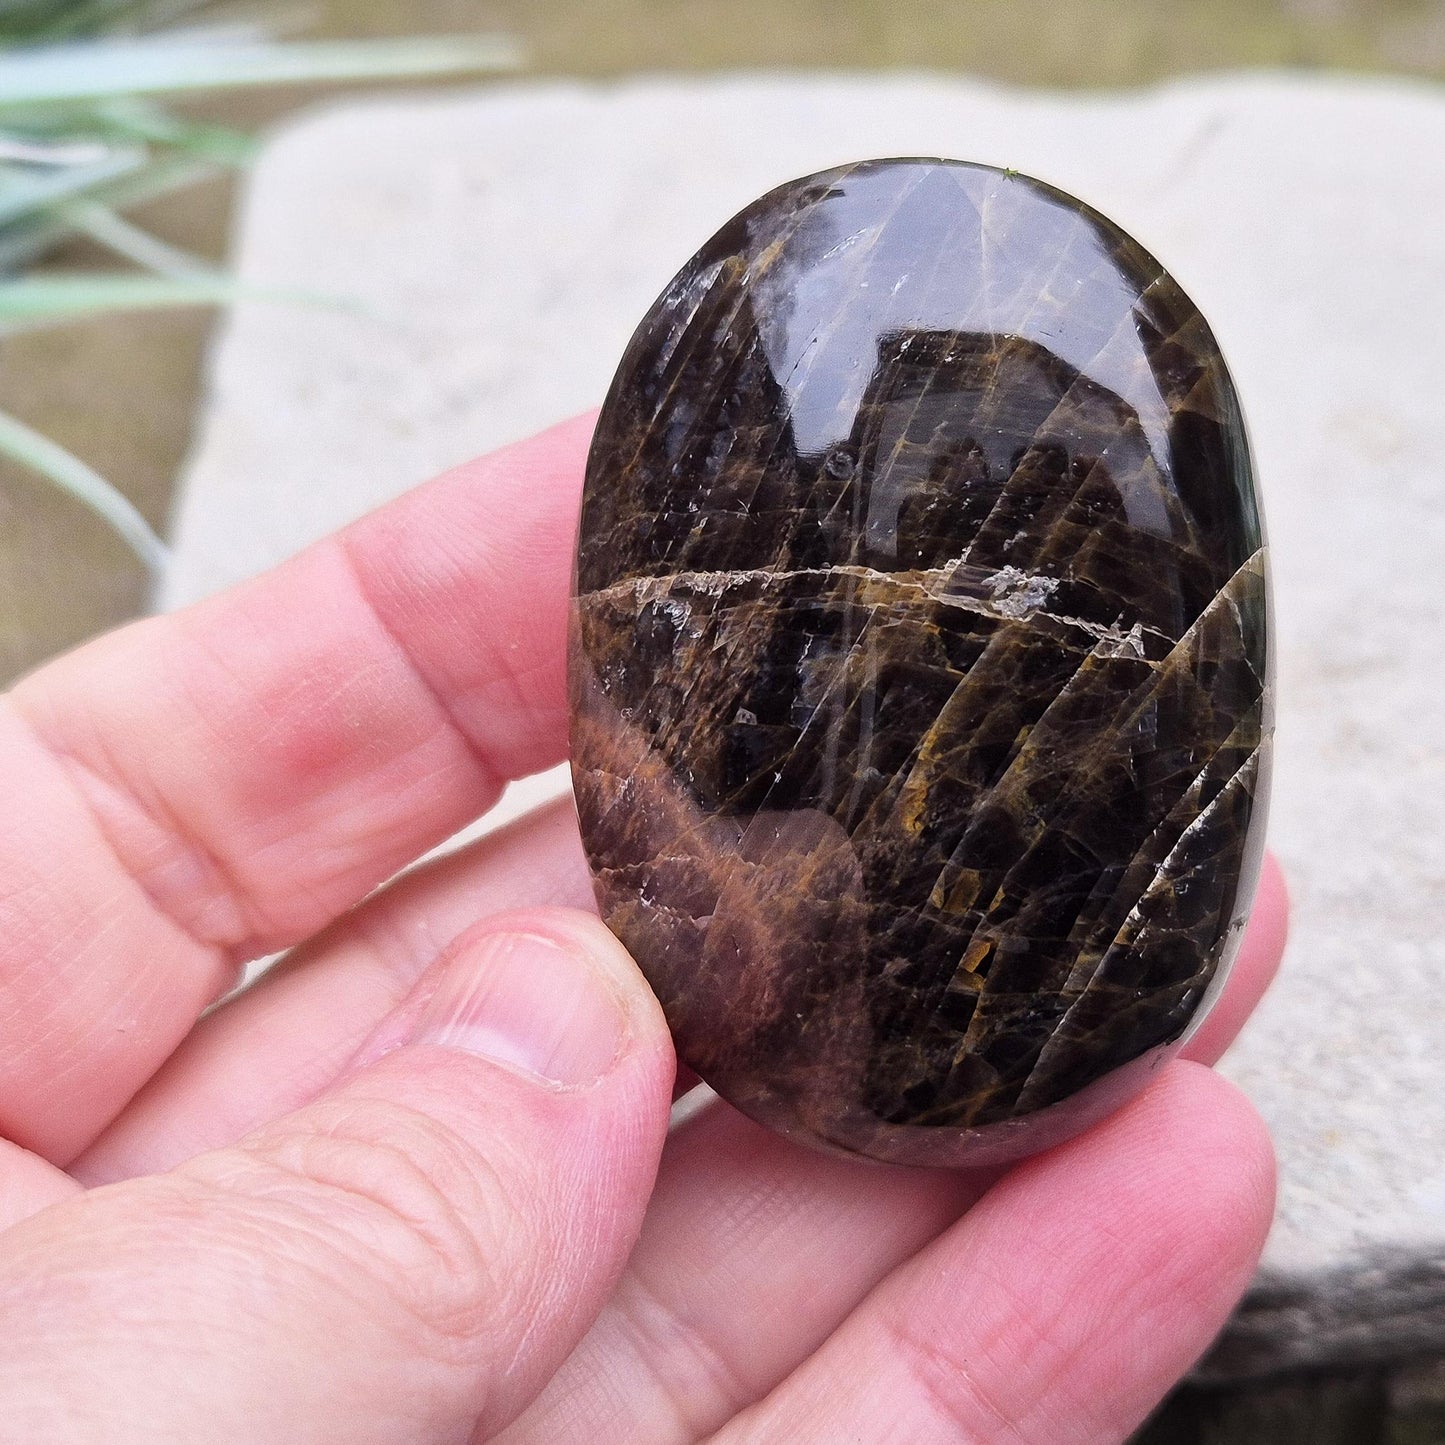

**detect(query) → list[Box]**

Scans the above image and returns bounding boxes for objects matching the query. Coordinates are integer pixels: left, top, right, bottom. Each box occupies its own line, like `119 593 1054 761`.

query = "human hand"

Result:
0 416 1286 1443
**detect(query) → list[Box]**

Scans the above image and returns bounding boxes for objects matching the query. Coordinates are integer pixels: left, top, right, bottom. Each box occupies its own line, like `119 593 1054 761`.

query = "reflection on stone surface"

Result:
570 158 1272 1166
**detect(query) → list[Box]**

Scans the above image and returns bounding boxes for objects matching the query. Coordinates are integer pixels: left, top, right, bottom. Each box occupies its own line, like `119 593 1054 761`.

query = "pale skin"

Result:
0 414 1287 1443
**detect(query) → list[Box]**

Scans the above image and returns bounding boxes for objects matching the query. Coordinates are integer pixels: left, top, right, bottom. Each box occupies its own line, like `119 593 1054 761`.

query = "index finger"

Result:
0 413 591 1161
709 1063 1274 1445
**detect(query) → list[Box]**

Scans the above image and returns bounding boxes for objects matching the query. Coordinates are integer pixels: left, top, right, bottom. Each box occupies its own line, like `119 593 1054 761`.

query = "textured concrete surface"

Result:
164 74 1445 1376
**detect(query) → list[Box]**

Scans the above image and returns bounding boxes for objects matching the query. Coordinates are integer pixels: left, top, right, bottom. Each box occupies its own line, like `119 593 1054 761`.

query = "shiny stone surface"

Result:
571 158 1271 1165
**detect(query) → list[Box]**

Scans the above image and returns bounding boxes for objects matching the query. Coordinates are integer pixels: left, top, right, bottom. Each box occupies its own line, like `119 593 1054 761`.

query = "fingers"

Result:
82 812 1288 1195
0 415 590 1161
71 829 1288 1443
0 1142 79 1233
76 797 591 1184
711 1063 1274 1445
75 837 1290 1443
501 859 1289 1445
498 1103 994 1445
0 908 674 1443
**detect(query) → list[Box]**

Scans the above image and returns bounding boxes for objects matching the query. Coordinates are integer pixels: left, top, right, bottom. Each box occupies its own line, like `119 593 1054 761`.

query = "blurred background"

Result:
301 0 1445 78
3 0 1444 686
2 4 1443 1442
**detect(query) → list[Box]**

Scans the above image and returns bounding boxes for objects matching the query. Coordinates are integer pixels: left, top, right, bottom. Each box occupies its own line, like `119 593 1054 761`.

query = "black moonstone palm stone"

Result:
570 158 1272 1166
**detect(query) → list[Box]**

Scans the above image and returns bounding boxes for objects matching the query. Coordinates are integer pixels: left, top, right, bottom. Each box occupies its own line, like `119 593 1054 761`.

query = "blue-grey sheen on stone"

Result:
570 158 1271 1166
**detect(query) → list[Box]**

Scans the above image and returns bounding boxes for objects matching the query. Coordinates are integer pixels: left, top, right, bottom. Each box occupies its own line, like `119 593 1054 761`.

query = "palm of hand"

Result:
0 416 1284 1444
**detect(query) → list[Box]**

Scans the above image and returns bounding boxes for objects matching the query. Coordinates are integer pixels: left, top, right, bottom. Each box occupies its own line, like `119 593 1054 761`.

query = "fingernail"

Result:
412 929 629 1087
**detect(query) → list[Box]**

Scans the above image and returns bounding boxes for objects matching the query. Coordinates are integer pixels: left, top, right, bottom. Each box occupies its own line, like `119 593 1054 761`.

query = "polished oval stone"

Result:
570 158 1271 1166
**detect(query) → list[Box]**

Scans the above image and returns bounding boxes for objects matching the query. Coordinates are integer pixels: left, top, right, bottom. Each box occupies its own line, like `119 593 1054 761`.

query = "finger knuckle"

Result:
205 1098 525 1360
882 1302 1029 1443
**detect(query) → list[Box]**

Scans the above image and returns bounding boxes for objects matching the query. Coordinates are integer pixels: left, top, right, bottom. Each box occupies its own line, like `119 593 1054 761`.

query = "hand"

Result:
0 416 1286 1444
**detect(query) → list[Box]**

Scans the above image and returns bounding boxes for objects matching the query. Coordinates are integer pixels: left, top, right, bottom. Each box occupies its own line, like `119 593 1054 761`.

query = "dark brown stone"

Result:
570 158 1272 1166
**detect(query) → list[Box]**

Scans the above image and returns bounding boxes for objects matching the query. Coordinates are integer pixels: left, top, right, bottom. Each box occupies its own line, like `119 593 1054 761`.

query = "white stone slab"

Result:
166 74 1445 1375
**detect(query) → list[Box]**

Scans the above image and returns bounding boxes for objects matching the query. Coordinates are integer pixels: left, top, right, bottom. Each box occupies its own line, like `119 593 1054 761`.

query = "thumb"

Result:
0 909 675 1444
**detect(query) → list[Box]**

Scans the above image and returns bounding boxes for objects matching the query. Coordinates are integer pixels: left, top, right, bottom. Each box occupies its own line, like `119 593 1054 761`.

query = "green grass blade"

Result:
0 144 145 224
0 405 167 575
28 0 179 42
0 132 111 162
0 272 343 326
0 272 241 323
89 97 258 165
63 200 215 274
0 152 216 271
0 34 521 106
6 99 257 166
0 0 213 44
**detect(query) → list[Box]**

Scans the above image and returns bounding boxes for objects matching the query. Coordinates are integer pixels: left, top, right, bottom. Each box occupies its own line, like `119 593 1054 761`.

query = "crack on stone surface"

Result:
581 560 1172 649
